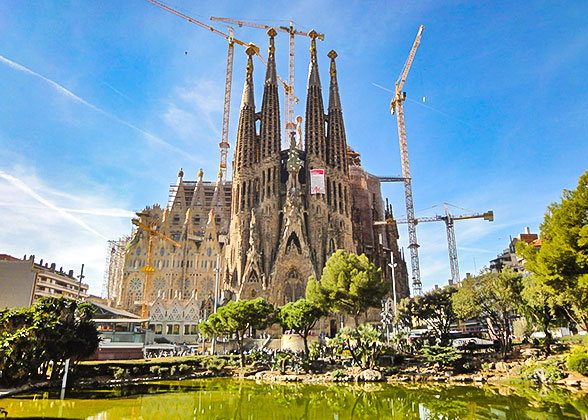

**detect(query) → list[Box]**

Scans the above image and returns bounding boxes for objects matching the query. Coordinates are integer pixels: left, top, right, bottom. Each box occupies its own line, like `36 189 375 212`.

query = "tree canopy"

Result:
452 268 522 360
0 297 100 386
306 250 388 325
199 297 274 368
277 299 325 357
518 170 588 331
397 287 457 346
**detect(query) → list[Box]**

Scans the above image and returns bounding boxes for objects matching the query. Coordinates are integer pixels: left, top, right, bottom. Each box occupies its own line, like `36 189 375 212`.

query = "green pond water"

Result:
1 378 588 419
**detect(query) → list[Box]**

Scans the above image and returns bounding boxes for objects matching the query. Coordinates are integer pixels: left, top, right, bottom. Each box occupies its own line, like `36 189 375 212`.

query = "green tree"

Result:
328 324 385 369
0 297 100 386
452 268 522 360
517 170 588 331
199 297 274 368
398 287 457 346
277 299 325 357
306 250 387 326
519 275 563 355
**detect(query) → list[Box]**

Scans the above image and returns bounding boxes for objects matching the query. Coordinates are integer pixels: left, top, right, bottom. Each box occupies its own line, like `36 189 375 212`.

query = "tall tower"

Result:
304 30 330 274
325 50 354 252
225 32 283 300
226 46 258 292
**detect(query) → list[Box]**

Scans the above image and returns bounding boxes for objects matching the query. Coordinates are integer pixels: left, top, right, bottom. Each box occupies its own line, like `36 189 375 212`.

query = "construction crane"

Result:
390 25 424 296
144 0 260 182
375 204 494 286
211 16 323 142
132 212 181 319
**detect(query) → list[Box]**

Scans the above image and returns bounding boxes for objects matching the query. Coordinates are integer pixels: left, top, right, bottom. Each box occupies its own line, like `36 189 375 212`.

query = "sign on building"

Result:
310 169 325 194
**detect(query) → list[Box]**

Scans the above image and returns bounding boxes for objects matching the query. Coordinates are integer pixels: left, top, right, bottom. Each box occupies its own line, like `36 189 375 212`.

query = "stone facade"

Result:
108 32 409 341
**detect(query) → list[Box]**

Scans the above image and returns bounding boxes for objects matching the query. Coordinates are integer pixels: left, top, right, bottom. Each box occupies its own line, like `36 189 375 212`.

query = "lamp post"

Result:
211 253 220 355
386 252 399 340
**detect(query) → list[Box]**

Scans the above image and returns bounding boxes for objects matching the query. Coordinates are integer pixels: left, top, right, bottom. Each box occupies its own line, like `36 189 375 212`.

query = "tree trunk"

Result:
237 332 245 370
544 330 552 355
300 332 309 358
346 338 362 369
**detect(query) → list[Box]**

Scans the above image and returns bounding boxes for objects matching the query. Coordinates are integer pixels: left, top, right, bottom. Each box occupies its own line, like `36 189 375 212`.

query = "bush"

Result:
178 364 191 374
567 347 588 376
158 367 170 377
420 345 461 367
330 369 346 380
386 366 400 375
170 366 177 376
113 367 129 381
131 367 140 375
518 356 566 384
202 357 227 373
149 366 160 376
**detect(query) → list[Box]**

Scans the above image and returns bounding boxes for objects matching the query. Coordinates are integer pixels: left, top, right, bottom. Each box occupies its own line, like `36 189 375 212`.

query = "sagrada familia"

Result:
105 31 409 341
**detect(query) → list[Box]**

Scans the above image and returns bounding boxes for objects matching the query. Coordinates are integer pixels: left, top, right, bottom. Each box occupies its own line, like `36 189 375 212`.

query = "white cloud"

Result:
163 78 223 140
0 166 132 296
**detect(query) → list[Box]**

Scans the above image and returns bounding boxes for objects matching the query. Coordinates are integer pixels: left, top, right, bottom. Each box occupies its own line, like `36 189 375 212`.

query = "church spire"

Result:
260 28 281 158
235 46 257 171
305 30 326 164
327 49 348 174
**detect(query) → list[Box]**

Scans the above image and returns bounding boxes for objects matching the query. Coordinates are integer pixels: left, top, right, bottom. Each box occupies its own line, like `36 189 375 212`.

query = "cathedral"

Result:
106 31 409 343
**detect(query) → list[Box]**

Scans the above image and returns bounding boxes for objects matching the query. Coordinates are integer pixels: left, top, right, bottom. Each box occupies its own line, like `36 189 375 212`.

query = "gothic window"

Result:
127 277 143 306
151 277 166 299
329 238 336 254
160 247 165 257
207 247 212 257
294 283 305 301
284 283 293 304
286 233 302 255
248 272 259 283
287 269 299 280
251 289 257 298
173 214 180 223
136 247 142 256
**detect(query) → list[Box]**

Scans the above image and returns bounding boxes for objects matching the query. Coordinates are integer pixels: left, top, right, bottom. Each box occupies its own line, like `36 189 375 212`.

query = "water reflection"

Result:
2 379 587 419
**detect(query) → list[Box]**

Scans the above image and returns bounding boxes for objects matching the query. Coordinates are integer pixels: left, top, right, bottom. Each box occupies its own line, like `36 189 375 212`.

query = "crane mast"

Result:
211 16 323 146
390 25 424 296
144 0 260 182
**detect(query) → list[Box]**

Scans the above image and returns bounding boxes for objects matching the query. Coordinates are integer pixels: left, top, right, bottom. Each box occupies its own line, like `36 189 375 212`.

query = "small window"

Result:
207 247 212 257
136 247 142 256
173 324 180 335
160 247 165 257
154 324 162 335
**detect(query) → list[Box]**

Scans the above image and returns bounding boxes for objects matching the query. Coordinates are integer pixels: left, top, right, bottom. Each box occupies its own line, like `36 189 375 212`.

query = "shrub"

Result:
158 367 170 377
131 367 140 375
149 366 160 376
170 366 177 376
178 364 191 374
518 356 566 384
386 366 400 375
421 345 461 367
113 368 129 381
568 347 588 376
202 357 227 373
330 369 346 380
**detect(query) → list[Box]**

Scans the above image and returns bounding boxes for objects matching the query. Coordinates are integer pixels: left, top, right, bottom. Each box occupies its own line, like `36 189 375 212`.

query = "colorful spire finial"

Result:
267 28 277 54
308 30 318 58
245 45 256 75
328 50 338 77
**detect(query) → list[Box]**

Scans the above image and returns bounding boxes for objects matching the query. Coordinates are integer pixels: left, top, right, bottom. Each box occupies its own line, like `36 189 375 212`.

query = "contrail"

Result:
0 202 135 218
0 170 108 240
0 54 201 163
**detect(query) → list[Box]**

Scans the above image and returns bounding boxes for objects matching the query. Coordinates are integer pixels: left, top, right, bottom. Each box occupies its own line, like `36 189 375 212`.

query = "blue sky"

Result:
1 1 587 295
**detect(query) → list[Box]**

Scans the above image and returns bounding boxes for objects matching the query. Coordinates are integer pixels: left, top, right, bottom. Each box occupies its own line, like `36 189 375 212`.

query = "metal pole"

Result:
76 264 85 300
60 358 70 400
211 253 220 355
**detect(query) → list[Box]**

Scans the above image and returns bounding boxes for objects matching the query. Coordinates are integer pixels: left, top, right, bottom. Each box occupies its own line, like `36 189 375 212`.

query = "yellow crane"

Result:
390 25 424 296
211 16 322 143
375 204 493 286
132 212 181 319
144 0 260 182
